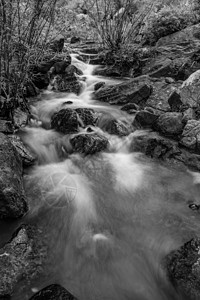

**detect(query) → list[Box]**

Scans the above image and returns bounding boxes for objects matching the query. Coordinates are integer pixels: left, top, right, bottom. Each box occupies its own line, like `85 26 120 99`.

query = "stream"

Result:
11 54 200 300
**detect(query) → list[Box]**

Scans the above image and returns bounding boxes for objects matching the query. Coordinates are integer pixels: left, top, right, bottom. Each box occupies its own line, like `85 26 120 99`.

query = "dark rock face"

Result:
51 108 79 134
70 133 108 154
166 238 200 300
168 90 183 112
0 225 45 298
75 108 97 127
180 120 200 151
134 110 158 127
155 112 184 136
0 133 27 219
29 284 77 300
32 73 50 90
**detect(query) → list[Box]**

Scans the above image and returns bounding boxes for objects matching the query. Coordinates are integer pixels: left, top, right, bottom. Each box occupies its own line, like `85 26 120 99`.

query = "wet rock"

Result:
13 108 28 129
166 237 200 299
97 113 131 136
95 66 122 77
51 65 82 95
49 34 65 53
70 133 108 155
134 110 158 127
0 225 46 298
155 112 184 136
30 284 77 300
51 108 79 134
32 73 50 90
94 79 152 105
180 120 200 152
94 82 105 91
180 70 200 107
9 135 36 167
121 103 139 112
75 108 97 127
0 133 27 219
168 90 183 112
0 120 14 134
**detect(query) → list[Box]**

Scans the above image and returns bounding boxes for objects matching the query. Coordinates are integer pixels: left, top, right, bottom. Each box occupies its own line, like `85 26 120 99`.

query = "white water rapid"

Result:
13 54 200 300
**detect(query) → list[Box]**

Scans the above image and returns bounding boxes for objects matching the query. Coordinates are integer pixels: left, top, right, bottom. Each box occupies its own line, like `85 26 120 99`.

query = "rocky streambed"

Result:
2 24 200 299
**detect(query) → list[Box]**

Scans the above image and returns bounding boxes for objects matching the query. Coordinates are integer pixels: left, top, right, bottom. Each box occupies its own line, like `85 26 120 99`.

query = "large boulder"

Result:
30 284 77 300
179 70 200 108
0 133 27 219
180 120 200 152
51 108 79 134
154 112 184 137
0 225 46 298
134 110 158 128
75 108 97 127
166 237 200 300
70 133 108 155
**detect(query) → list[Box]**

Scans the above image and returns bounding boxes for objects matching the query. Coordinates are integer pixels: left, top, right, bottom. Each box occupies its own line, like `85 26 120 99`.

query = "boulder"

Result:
180 120 200 152
51 108 79 134
70 133 108 154
121 103 139 112
0 224 45 298
13 108 28 129
30 284 77 300
182 108 196 123
166 237 200 300
0 133 27 219
179 70 200 108
134 110 158 127
94 82 105 91
155 112 184 136
9 135 36 167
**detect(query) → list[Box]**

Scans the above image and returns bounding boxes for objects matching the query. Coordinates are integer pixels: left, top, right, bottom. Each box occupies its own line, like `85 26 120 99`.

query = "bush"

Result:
142 3 199 45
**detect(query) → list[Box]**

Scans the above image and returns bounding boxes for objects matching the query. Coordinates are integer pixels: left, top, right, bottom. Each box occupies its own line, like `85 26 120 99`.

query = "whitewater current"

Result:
11 54 200 300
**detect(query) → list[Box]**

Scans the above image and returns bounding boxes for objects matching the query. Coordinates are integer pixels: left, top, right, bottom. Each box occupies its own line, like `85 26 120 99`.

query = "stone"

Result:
180 70 200 107
9 135 36 166
51 108 79 134
13 108 28 129
180 120 200 152
155 112 184 136
94 82 105 91
75 108 97 127
134 110 158 127
121 103 139 112
29 284 77 300
182 108 196 123
0 225 46 298
70 133 108 154
166 237 200 299
97 113 131 136
168 90 183 112
0 133 27 219
32 73 50 90
51 65 82 95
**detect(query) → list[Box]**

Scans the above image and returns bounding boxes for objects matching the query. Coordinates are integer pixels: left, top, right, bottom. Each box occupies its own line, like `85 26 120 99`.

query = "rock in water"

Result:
75 108 97 127
166 238 200 299
29 284 77 300
51 108 79 134
70 133 108 155
97 113 131 136
0 225 45 297
0 133 27 219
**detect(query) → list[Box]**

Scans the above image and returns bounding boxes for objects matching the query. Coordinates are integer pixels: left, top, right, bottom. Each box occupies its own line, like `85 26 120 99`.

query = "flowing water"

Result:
11 54 200 299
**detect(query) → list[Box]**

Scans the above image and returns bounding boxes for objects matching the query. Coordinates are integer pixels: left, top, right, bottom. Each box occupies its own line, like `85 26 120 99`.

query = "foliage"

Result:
0 0 57 118
142 1 200 45
83 0 155 51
